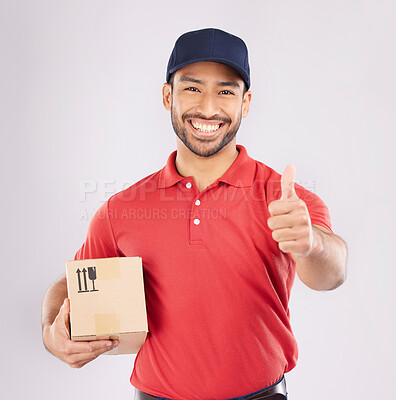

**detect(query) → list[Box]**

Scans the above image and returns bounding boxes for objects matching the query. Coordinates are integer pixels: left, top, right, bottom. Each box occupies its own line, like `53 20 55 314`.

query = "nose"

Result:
195 92 222 118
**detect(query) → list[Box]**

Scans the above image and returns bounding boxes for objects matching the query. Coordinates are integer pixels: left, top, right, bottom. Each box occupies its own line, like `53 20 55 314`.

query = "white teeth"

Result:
191 121 221 133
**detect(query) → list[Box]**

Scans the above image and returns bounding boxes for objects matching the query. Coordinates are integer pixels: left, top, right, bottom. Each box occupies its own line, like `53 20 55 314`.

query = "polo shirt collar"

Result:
157 144 256 189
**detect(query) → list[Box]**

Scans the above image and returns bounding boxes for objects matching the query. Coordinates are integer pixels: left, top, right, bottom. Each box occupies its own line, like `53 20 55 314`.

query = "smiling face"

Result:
162 61 252 157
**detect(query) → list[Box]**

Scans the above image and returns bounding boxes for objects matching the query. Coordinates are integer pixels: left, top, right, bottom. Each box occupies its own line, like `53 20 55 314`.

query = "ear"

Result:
241 90 252 118
162 83 172 111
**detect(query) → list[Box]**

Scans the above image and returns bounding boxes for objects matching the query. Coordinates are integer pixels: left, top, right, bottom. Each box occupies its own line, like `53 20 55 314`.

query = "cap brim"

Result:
167 57 250 89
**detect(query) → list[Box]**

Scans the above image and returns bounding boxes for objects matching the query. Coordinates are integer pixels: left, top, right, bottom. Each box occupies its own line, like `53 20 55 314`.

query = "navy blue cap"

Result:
166 28 251 90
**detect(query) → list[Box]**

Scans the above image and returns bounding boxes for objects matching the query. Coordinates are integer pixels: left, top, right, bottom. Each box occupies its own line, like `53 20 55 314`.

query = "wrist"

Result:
293 226 324 260
309 226 325 258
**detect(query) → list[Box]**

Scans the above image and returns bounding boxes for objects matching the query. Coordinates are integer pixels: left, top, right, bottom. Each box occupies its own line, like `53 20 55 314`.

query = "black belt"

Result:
134 375 288 400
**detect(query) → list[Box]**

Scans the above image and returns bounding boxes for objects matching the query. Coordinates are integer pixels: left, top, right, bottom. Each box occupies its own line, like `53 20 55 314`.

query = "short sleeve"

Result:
74 199 123 260
294 183 333 233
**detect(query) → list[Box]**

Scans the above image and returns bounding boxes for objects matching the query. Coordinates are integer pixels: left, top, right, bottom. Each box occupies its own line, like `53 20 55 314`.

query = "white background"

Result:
1 1 394 399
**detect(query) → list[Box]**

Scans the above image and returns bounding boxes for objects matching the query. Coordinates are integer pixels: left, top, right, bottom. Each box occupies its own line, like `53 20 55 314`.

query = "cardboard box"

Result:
65 256 148 355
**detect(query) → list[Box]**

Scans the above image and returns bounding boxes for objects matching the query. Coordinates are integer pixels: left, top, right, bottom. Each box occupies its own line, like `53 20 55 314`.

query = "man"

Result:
41 28 347 400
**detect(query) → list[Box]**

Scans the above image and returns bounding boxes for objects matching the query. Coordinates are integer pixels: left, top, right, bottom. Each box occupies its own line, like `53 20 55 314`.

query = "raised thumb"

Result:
281 164 297 200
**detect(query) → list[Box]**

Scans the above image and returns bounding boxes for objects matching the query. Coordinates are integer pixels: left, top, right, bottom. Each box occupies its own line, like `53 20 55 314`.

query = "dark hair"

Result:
168 72 248 96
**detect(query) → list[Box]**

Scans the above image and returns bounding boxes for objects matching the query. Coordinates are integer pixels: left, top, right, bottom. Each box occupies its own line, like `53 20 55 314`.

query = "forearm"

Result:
41 274 68 332
294 226 348 291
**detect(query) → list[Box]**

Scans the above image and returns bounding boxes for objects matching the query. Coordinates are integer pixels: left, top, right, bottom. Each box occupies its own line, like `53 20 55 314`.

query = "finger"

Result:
65 339 117 354
271 228 294 242
281 164 297 200
278 238 312 257
68 342 117 365
278 240 297 254
268 198 303 216
271 226 308 243
267 214 294 230
89 339 118 351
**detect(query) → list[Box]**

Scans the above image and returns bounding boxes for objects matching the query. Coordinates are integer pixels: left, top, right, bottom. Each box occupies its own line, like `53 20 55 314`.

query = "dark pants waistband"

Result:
134 375 288 400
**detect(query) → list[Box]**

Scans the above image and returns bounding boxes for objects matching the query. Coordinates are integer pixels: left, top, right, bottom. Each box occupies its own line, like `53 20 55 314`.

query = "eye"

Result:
220 90 234 95
185 87 199 92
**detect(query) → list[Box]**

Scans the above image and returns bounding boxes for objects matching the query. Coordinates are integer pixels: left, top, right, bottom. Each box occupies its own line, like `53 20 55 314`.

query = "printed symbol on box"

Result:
88 266 99 292
76 267 99 293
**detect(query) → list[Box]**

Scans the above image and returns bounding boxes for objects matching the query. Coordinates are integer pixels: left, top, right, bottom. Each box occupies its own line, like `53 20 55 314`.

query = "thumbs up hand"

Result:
267 164 314 258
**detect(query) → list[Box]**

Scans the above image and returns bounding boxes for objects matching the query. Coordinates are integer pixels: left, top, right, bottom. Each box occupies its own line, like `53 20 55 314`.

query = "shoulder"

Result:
107 170 162 206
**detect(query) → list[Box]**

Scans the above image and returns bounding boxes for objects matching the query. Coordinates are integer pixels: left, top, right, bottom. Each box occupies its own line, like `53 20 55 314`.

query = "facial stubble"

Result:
170 101 243 158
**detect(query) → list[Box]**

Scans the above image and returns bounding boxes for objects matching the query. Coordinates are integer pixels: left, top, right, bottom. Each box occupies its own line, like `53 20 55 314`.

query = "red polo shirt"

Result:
74 144 332 400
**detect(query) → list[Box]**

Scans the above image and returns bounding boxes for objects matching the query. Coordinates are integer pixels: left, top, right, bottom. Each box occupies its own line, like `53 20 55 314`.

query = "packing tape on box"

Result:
97 260 121 280
94 313 120 336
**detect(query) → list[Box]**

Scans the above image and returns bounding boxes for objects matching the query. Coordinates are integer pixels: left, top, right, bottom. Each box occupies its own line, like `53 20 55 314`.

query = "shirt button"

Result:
193 218 200 225
186 182 192 189
195 199 201 206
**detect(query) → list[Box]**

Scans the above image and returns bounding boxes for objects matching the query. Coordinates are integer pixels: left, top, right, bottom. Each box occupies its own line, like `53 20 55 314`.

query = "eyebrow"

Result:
179 76 241 90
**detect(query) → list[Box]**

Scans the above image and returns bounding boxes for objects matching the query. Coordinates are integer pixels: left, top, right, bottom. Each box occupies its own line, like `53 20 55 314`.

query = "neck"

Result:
175 139 239 192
